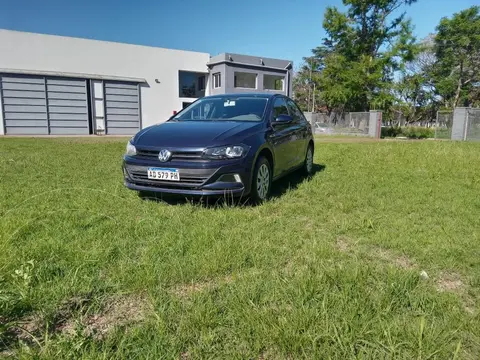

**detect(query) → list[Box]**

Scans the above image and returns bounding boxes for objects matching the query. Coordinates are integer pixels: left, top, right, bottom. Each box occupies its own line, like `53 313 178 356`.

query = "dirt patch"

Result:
1 292 153 352
336 237 350 252
172 275 234 298
180 351 190 359
435 272 475 314
0 314 44 353
334 240 416 271
436 272 465 293
372 247 415 270
58 293 153 339
393 255 415 269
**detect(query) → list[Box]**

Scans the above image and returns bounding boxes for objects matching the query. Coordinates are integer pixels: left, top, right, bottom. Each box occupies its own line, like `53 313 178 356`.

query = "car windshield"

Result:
173 96 268 122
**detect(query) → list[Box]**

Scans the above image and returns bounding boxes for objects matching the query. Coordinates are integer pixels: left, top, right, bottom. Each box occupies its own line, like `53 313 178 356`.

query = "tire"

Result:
303 144 314 176
250 156 272 204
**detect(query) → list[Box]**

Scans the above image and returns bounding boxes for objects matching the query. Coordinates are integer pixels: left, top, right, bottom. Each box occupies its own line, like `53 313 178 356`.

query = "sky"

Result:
1 0 478 69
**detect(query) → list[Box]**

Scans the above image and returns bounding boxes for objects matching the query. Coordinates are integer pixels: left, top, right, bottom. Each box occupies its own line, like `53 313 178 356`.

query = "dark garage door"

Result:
1 74 89 135
104 81 140 135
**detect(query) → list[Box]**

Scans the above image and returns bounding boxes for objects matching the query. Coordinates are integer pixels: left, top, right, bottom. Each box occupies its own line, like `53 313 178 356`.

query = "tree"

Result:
293 52 326 112
433 6 480 108
392 36 437 124
303 0 418 113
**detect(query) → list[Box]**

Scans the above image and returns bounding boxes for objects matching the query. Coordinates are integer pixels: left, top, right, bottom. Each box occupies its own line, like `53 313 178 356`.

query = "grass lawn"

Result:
0 137 479 359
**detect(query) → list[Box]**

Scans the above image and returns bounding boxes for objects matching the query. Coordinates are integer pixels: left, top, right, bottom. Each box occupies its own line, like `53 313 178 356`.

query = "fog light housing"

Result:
123 167 132 180
218 174 243 183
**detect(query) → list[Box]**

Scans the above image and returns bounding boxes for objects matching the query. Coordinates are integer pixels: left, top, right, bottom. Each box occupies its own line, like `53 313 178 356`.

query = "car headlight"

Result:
126 140 137 156
202 145 250 159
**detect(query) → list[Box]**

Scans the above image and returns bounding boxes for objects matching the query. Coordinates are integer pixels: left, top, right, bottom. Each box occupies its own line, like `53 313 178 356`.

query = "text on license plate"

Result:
147 168 180 181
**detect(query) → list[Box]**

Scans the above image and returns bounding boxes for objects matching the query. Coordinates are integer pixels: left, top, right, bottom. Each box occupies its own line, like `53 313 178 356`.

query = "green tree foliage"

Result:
392 37 437 124
433 6 480 108
295 0 418 113
293 3 480 117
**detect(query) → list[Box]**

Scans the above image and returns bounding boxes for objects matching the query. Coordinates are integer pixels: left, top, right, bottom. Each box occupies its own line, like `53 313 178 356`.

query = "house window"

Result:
213 73 221 89
234 72 257 89
198 76 205 91
264 74 284 91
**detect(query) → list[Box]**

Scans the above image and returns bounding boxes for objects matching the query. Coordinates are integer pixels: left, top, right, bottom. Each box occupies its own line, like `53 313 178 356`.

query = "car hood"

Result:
134 121 262 148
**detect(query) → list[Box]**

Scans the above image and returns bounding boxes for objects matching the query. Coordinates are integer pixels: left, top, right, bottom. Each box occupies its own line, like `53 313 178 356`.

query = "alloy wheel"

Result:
256 163 270 200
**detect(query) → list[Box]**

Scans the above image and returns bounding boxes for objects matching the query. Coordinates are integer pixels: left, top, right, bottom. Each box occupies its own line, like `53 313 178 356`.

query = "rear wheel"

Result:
303 144 314 176
251 156 272 203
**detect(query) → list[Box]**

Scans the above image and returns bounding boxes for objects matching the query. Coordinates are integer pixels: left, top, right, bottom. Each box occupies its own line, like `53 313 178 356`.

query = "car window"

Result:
174 96 268 122
271 97 289 121
286 99 306 123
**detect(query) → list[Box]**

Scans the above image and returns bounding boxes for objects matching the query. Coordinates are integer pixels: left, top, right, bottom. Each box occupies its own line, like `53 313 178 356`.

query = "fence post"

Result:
451 107 468 140
463 109 469 141
368 110 382 138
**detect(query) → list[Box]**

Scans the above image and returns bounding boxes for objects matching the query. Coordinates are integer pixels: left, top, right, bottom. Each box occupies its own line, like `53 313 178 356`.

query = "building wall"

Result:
208 64 227 96
0 30 210 128
209 53 292 70
224 64 290 96
207 53 293 97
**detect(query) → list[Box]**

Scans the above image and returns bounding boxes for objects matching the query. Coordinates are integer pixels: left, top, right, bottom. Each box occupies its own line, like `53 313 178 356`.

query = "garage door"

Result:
1 75 48 135
1 74 89 135
46 78 89 135
104 81 140 135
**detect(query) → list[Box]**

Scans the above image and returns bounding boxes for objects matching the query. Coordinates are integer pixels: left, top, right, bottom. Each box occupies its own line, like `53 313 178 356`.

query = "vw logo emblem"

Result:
158 149 172 162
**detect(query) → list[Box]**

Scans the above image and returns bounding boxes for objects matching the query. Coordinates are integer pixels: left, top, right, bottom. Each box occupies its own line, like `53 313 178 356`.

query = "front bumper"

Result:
123 156 252 197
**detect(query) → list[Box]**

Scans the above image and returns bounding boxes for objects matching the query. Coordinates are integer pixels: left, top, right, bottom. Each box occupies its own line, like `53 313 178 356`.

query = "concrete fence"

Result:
452 107 480 141
304 111 382 138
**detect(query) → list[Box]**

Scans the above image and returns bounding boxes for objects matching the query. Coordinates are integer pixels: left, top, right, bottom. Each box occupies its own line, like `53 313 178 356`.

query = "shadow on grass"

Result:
139 163 326 207
270 164 325 198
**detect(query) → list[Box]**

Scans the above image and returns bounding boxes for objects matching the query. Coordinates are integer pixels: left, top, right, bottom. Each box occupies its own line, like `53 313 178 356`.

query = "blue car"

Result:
123 93 314 202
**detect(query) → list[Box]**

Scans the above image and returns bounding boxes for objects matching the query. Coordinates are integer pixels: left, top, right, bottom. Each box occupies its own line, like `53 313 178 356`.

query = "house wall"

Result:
207 53 293 97
0 29 210 129
208 64 227 96
225 64 290 95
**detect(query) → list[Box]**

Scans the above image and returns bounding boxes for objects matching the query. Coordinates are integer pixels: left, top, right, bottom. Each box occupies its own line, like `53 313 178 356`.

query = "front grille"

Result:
136 149 205 162
129 171 207 186
125 165 217 188
171 151 204 161
135 149 158 159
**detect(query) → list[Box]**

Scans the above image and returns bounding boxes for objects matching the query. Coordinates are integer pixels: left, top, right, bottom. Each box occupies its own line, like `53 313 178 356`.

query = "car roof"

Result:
204 93 278 99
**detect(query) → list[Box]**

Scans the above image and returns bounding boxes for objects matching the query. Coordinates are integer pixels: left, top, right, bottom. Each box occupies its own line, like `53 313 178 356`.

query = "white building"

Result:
0 30 292 135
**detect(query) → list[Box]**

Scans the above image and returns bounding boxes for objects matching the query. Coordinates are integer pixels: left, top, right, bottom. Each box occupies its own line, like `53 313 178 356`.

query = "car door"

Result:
268 96 297 176
286 98 310 167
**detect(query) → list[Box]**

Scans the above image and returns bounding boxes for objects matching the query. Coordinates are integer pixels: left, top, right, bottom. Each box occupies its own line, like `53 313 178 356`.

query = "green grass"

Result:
0 137 479 359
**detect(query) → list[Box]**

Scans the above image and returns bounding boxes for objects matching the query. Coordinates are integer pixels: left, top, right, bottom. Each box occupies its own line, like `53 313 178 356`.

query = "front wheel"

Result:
251 156 272 203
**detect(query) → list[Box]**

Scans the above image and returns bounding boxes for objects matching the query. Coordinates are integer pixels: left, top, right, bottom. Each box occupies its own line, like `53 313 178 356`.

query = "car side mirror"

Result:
274 114 293 124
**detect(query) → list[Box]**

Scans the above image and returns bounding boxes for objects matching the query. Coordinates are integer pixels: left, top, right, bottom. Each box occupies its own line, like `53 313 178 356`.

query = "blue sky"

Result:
1 0 477 69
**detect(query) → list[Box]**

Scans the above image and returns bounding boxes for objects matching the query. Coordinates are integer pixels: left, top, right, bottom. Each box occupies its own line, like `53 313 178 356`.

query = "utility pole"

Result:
312 83 316 112
310 57 314 112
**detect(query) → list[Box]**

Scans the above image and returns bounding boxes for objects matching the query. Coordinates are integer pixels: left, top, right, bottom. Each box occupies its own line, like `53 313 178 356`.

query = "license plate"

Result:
147 168 180 181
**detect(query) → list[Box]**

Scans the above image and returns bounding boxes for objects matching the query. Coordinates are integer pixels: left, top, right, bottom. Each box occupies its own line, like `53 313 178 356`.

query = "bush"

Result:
381 126 435 139
381 126 402 138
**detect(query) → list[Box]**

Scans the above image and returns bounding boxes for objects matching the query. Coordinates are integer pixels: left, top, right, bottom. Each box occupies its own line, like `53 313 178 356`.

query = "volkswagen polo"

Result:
123 93 314 202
